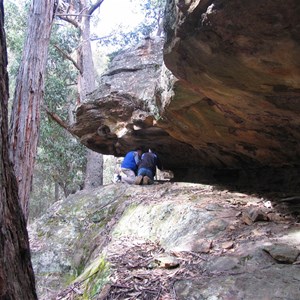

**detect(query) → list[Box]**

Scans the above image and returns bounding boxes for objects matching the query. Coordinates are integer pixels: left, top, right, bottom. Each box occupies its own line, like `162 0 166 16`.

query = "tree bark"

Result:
0 1 37 298
9 0 57 221
76 0 101 100
55 181 60 202
78 0 104 189
84 149 103 188
59 0 104 189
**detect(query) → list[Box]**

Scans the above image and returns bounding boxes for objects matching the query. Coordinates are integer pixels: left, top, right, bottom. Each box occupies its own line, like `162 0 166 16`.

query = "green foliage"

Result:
28 22 87 220
4 1 29 92
46 23 79 110
4 1 28 62
96 0 166 52
38 116 87 192
137 0 166 36
30 114 87 221
38 22 86 200
5 1 88 219
29 166 57 222
51 23 80 55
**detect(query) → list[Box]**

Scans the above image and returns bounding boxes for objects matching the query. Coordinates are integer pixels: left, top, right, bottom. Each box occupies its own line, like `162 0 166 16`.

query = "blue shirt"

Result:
121 151 140 173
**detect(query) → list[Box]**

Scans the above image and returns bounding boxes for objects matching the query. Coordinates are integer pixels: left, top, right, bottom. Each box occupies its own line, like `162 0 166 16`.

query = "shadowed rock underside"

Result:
71 1 300 190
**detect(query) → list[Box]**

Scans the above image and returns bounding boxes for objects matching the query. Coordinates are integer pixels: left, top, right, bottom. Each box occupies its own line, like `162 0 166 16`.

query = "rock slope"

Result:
29 182 300 299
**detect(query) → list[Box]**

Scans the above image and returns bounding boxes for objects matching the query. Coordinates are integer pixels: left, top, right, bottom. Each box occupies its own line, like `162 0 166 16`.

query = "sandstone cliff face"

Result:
72 1 300 190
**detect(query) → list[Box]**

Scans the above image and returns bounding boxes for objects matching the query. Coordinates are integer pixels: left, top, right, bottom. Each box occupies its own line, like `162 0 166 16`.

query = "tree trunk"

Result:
76 0 104 188
0 1 37 298
57 0 104 189
9 0 57 221
77 3 97 100
84 149 103 188
55 181 60 202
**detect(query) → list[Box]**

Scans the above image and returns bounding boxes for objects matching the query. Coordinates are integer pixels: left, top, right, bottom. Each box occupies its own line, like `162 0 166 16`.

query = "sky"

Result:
8 0 144 36
96 0 144 36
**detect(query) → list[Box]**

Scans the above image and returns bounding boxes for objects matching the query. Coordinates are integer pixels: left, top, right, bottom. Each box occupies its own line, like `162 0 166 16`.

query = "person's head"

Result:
135 146 143 156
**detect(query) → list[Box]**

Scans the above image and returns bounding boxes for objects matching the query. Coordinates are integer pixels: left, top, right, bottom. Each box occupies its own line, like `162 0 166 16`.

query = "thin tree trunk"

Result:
57 0 104 189
9 0 57 221
0 1 37 298
85 149 103 188
55 181 60 201
76 0 104 188
77 2 97 101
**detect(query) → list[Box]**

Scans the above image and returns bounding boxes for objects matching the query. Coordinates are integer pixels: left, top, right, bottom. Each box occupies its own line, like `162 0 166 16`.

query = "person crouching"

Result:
120 147 142 184
135 149 162 185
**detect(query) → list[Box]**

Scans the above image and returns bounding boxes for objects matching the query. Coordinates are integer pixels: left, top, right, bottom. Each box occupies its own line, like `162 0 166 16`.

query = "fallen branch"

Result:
53 44 82 73
43 105 76 136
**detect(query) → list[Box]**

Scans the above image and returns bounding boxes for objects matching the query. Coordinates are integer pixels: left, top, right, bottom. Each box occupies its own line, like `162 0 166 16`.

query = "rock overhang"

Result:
71 1 300 190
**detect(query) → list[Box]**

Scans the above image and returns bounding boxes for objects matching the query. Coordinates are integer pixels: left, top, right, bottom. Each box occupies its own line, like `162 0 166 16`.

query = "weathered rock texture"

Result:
162 0 300 183
29 182 300 299
72 1 300 190
72 38 198 173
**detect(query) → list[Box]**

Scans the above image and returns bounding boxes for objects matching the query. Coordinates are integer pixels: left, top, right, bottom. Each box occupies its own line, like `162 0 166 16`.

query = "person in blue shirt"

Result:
135 149 162 185
120 147 142 184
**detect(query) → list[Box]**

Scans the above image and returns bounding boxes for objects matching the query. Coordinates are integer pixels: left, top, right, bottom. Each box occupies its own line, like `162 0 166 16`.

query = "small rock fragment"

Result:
154 254 180 269
263 244 300 264
242 207 269 225
222 241 234 249
191 239 213 253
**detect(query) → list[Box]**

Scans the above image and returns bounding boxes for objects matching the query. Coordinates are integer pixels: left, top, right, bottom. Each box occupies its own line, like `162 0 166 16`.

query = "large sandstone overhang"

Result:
73 39 204 170
72 1 300 190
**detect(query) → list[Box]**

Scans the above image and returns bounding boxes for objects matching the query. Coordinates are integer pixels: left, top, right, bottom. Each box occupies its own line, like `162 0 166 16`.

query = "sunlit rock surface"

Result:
29 182 300 299
72 1 300 190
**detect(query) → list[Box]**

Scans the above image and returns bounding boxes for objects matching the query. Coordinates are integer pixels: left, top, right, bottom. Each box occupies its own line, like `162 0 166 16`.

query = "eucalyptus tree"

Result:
0 0 43 298
5 2 88 219
56 0 105 189
8 0 58 222
35 23 88 202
